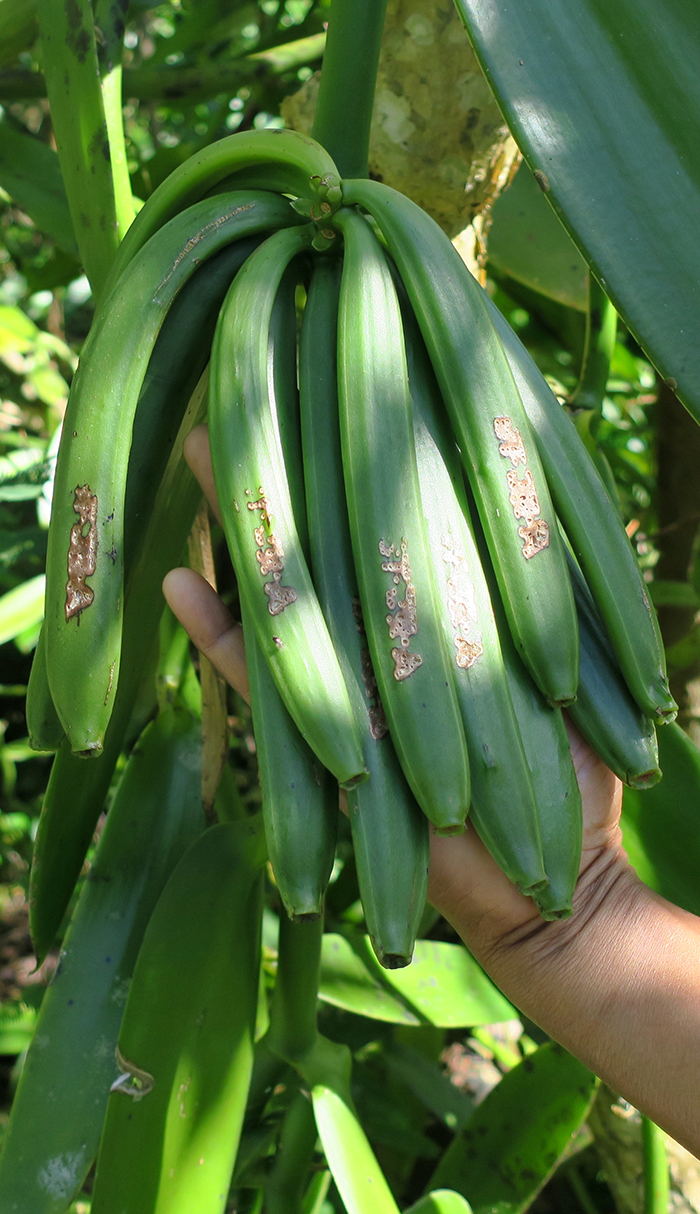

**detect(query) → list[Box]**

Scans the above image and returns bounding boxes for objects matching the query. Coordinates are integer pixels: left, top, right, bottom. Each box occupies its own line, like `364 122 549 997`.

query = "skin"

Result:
164 425 700 1158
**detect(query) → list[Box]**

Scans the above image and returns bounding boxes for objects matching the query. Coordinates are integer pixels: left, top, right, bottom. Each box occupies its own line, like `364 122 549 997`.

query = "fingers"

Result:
163 566 249 703
184 425 221 524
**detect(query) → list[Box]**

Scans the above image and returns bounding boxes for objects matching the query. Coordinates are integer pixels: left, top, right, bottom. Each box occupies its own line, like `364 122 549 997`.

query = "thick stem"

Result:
265 1091 319 1214
642 1117 670 1214
268 914 323 1061
312 0 388 178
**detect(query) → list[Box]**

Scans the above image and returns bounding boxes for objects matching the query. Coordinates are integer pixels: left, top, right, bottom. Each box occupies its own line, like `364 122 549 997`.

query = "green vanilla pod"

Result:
26 237 260 757
242 597 337 921
335 207 470 834
0 708 205 1214
481 547 582 920
91 818 266 1214
243 264 338 919
208 225 366 788
45 190 295 756
343 179 579 708
124 233 263 568
299 255 428 965
487 295 675 723
403 301 546 894
105 128 341 295
25 622 63 752
30 373 210 960
565 547 661 788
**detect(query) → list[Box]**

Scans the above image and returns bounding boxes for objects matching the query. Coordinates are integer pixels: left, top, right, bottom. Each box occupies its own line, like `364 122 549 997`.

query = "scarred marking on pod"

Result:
441 537 484 669
154 203 255 296
493 418 550 559
247 488 297 614
110 1046 154 1101
65 484 98 623
379 539 423 680
493 416 527 466
104 661 116 706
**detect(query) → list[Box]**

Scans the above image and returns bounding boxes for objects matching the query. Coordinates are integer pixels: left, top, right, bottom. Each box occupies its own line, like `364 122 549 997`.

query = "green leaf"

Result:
318 935 514 1027
91 819 266 1214
405 1192 474 1214
0 116 77 254
648 580 700 609
311 1084 402 1214
0 709 206 1214
454 0 700 420
0 573 44 645
428 1042 597 1212
488 165 588 311
622 723 700 916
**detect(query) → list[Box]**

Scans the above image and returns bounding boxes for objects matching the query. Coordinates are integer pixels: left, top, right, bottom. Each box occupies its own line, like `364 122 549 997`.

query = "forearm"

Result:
436 847 700 1156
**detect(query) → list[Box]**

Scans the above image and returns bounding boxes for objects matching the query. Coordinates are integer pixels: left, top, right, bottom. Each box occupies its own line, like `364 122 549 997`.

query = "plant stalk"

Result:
312 0 388 178
268 914 323 1062
642 1116 670 1214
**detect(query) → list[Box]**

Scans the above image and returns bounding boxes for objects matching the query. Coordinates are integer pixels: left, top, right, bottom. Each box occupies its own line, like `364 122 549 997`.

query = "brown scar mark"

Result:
104 661 116 706
533 169 550 192
65 485 98 622
442 537 483 669
264 580 297 615
494 416 527 467
248 487 297 615
255 533 284 576
519 518 550 558
493 417 550 558
506 468 541 524
154 204 255 296
391 649 423 680
380 538 422 680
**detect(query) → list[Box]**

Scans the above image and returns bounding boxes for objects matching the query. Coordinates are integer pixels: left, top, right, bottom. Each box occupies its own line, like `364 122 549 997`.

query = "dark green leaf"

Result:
0 116 77 255
648 580 700 609
428 1042 597 1212
488 165 588 311
454 0 700 420
622 723 700 916
318 935 514 1027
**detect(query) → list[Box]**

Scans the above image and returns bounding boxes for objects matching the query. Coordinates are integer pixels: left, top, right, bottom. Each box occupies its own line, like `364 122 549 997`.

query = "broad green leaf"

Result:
405 1192 474 1214
0 574 44 645
91 819 266 1214
319 934 421 1024
319 935 514 1027
429 1042 597 1212
454 0 700 421
622 723 700 916
364 938 515 1028
311 1084 401 1214
0 709 206 1214
648 580 700 609
488 165 588 311
0 117 77 254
